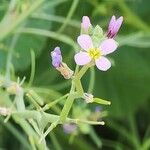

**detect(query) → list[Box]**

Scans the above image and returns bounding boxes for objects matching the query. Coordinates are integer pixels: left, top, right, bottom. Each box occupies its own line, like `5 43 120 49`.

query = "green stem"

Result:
128 115 141 149
50 132 62 150
17 28 77 51
74 63 94 96
57 0 79 33
0 118 31 149
75 79 84 96
28 50 35 87
118 0 150 31
59 82 75 123
75 62 94 80
5 31 20 82
26 93 41 110
15 90 25 111
88 67 95 93
32 13 80 28
12 110 104 125
43 93 69 111
89 127 102 148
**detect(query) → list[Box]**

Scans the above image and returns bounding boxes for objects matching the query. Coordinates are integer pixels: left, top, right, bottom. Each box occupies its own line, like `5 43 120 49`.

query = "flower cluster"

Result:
51 15 123 73
75 15 123 71
50 15 123 104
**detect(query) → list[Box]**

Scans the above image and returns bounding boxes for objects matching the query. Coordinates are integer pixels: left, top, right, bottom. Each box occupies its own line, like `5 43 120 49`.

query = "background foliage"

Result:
0 0 150 149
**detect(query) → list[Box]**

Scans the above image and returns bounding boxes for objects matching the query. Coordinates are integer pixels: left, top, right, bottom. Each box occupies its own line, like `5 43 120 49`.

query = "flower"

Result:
107 15 123 38
74 34 118 71
63 123 77 134
83 93 94 103
95 106 102 112
51 47 62 68
0 107 11 116
81 16 92 33
6 82 23 95
51 47 74 79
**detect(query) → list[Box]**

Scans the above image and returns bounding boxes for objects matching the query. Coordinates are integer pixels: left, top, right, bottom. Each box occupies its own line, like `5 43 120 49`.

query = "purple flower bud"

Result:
63 123 77 134
81 16 92 32
107 15 123 38
51 47 62 68
95 106 102 112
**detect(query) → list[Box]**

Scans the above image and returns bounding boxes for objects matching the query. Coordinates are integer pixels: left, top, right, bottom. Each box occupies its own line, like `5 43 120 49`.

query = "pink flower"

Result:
107 15 123 38
74 34 118 71
81 16 92 33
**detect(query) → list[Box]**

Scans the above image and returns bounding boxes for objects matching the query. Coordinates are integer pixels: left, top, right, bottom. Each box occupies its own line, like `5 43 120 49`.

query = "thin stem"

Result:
43 94 69 111
0 118 31 150
40 120 60 142
28 50 35 87
5 33 19 82
69 119 105 125
49 132 62 150
28 119 41 135
29 136 36 150
88 67 95 93
17 28 78 51
26 93 42 110
117 0 150 31
27 90 44 106
57 0 79 33
128 115 141 149
75 62 94 80
15 89 25 111
75 79 84 96
59 82 76 123
89 127 102 148
32 13 80 28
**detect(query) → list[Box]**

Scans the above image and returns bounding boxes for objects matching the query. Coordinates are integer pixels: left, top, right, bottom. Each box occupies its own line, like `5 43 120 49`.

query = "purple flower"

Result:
63 123 77 134
51 47 62 68
95 106 102 112
81 16 92 33
74 34 118 71
107 15 123 38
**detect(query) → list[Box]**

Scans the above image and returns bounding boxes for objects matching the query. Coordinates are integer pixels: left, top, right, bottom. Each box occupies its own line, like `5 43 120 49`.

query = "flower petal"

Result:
100 39 118 55
95 56 111 71
77 34 93 51
51 47 62 68
74 52 91 65
108 15 116 30
113 16 123 35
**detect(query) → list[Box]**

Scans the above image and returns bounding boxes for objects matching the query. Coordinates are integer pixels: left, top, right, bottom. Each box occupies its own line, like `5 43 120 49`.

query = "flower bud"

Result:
0 107 11 116
6 82 22 95
51 47 74 79
63 123 77 134
51 47 62 68
107 15 123 38
81 16 92 33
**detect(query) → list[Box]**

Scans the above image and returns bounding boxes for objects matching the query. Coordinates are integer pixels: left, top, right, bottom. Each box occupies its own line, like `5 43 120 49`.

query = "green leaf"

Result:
118 32 150 48
94 46 150 118
0 0 68 71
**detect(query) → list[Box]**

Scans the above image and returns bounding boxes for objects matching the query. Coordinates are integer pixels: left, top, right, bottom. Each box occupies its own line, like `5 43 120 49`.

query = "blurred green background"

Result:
0 0 150 149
